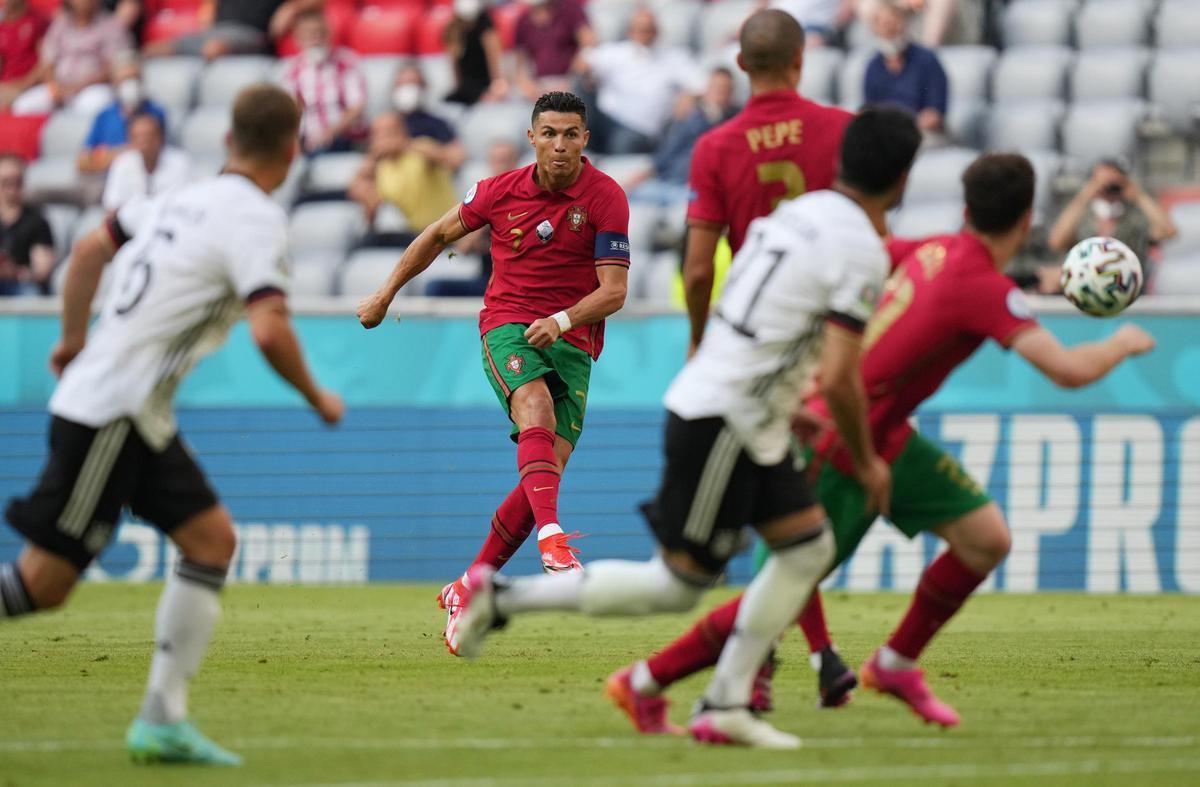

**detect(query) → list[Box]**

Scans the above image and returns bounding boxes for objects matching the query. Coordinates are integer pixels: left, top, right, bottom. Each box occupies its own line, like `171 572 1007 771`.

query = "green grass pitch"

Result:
2 585 1198 786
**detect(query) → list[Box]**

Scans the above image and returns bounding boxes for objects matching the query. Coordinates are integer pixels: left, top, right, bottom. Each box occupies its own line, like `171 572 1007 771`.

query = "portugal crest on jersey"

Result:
567 205 587 232
506 354 525 375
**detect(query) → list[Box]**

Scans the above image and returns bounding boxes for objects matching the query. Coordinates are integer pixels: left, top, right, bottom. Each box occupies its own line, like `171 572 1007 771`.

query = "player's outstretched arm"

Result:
819 321 891 517
1012 324 1155 389
523 265 628 349
50 225 119 376
682 221 722 355
356 204 473 328
249 293 344 425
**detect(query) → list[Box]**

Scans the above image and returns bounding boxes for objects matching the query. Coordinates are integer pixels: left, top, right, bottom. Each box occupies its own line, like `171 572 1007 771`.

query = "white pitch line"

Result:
260 757 1200 787
0 734 1195 755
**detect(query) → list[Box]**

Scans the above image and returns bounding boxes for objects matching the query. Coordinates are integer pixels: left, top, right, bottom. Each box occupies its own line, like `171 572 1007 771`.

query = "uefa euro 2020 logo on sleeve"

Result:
536 219 554 243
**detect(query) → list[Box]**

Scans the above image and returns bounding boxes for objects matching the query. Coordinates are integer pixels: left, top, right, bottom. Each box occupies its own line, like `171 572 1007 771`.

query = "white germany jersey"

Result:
664 190 889 464
50 174 290 450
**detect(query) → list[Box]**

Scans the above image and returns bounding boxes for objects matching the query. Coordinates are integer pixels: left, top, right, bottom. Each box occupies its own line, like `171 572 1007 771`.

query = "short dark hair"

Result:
229 84 300 162
293 8 326 26
838 107 921 196
739 9 805 76
963 153 1035 234
127 110 164 136
531 91 587 128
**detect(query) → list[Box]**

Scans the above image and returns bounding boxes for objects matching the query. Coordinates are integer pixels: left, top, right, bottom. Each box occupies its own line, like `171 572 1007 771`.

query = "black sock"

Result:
0 563 35 618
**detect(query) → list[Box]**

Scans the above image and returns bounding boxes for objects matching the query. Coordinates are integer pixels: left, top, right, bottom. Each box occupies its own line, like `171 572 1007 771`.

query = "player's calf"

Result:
0 545 80 617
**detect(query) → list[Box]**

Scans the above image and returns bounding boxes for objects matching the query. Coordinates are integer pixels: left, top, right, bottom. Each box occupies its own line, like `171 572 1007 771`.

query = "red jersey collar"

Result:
746 89 808 109
959 230 999 270
517 156 592 199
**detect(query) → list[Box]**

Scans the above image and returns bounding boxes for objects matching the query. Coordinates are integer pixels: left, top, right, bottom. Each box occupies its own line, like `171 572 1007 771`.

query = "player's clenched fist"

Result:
524 317 562 349
357 293 391 329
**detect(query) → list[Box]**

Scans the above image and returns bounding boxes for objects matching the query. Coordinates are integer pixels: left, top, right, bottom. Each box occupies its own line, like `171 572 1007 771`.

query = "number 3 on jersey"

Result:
756 161 807 210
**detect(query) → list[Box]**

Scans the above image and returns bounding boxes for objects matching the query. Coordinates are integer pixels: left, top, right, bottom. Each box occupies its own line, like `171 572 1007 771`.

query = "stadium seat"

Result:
891 200 964 238
1022 148 1065 224
69 205 107 250
23 156 79 199
592 154 653 186
360 56 405 119
992 47 1073 104
338 248 400 297
346 5 417 55
1152 253 1200 294
1148 50 1200 136
1075 0 1152 50
305 152 365 194
836 47 877 110
587 0 638 44
799 47 842 105
698 0 756 53
1161 201 1200 257
985 99 1065 152
634 251 679 304
1061 99 1148 165
0 113 47 160
290 251 341 297
42 203 80 259
143 56 203 112
625 201 662 257
196 56 274 107
273 157 309 209
945 98 987 148
458 101 535 159
143 8 205 45
180 106 232 157
290 201 367 256
937 45 997 102
1069 48 1149 102
1002 0 1076 47
905 147 978 204
414 5 455 55
491 2 525 50
1156 0 1200 50
656 0 700 50
418 56 456 103
40 112 94 158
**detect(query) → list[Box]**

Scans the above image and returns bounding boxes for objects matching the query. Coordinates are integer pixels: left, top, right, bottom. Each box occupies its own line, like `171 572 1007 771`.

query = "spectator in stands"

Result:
0 154 54 296
575 9 703 155
770 0 855 47
0 0 51 111
77 56 166 178
389 64 466 166
624 67 738 205
349 111 459 244
513 0 594 101
104 0 142 40
144 0 322 60
1044 159 1178 291
12 0 132 116
444 0 507 106
862 0 948 135
280 10 366 155
101 110 189 210
425 140 521 296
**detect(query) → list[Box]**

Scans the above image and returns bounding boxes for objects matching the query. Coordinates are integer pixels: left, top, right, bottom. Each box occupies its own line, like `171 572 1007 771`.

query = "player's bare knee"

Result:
16 560 77 611
172 505 237 568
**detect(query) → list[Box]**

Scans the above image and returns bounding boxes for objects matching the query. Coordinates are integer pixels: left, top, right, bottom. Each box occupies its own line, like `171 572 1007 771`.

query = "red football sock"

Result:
887 551 986 660
646 595 742 687
516 426 561 530
471 485 535 570
796 589 832 654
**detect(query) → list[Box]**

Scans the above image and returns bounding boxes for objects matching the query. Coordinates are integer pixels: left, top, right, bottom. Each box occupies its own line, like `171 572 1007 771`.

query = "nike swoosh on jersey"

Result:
533 486 554 492
507 211 529 221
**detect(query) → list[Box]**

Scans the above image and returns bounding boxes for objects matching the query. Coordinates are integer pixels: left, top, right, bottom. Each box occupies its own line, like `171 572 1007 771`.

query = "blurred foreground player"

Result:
609 153 1156 733
448 109 922 748
356 92 630 651
2 85 345 765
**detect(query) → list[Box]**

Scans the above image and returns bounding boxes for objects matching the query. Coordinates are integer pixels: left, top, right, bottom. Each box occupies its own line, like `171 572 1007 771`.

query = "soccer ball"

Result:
1060 236 1144 317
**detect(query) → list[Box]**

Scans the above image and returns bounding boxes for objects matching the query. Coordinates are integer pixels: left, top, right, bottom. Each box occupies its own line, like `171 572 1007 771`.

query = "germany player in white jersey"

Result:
2 85 344 766
450 108 922 748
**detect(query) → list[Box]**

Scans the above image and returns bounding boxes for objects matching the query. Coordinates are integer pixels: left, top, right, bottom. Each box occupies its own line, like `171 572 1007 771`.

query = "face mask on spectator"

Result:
117 78 142 110
877 34 907 58
454 0 482 21
392 84 422 114
306 45 329 62
1091 198 1126 221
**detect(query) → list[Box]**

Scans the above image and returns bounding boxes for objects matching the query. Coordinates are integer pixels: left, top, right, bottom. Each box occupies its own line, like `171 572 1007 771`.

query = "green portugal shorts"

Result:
818 432 994 567
481 323 593 447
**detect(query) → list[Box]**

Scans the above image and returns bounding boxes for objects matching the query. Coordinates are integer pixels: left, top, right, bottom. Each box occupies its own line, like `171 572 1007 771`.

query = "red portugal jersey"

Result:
814 232 1040 473
459 158 630 359
687 90 852 253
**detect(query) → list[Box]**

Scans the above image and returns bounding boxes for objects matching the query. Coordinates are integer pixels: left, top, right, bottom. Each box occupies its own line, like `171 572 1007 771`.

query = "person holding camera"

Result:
1046 159 1178 291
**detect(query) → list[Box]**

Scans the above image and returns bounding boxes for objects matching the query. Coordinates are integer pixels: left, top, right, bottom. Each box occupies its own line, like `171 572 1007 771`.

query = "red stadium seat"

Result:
415 5 455 56
143 9 206 45
0 112 50 160
492 2 528 50
28 0 60 18
347 6 418 55
358 0 427 8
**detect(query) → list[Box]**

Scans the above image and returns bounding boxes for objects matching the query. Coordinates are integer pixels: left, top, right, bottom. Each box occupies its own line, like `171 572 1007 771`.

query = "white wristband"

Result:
551 311 572 332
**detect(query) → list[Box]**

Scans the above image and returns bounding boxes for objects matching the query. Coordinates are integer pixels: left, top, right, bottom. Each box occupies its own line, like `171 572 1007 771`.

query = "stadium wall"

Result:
1 298 1197 592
